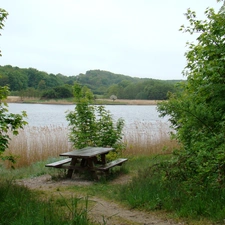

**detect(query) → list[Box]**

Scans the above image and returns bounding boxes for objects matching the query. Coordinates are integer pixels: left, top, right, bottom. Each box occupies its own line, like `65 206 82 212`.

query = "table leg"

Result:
87 158 99 180
67 157 78 178
81 158 87 167
87 158 95 169
100 153 107 164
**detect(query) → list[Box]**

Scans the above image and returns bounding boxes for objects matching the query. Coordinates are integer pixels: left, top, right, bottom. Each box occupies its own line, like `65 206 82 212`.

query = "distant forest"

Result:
0 65 183 100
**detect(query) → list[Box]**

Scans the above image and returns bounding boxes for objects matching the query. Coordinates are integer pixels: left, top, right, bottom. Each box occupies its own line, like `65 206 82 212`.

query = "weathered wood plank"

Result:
45 158 72 168
60 147 114 158
97 158 128 171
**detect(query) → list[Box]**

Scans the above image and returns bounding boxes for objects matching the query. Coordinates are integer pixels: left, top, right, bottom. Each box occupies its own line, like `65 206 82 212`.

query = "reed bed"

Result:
4 125 73 168
3 121 178 168
123 121 178 156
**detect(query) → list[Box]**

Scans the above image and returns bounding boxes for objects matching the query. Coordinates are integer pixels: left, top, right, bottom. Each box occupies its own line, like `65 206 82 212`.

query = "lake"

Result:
7 103 170 134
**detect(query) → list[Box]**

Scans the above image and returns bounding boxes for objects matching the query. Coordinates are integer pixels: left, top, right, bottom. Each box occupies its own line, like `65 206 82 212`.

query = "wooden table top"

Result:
60 146 114 158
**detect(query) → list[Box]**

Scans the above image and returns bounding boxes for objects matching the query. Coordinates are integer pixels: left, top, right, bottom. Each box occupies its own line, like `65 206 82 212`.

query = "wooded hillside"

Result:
0 65 183 100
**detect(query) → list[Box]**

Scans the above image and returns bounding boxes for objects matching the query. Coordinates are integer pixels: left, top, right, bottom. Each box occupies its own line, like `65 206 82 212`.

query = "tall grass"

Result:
3 121 177 168
3 125 73 168
123 121 178 156
0 179 93 225
118 166 225 224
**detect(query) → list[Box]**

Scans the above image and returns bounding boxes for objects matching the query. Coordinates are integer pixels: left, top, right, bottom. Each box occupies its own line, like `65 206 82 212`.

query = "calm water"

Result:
8 103 169 129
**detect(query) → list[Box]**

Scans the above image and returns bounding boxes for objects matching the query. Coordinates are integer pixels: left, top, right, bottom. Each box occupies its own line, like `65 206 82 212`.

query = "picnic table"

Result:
45 146 127 179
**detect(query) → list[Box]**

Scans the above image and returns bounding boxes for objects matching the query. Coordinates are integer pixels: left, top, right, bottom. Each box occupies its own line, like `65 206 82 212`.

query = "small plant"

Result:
66 83 125 158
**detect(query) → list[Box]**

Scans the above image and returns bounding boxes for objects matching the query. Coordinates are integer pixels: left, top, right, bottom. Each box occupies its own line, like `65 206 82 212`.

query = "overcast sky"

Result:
0 0 222 80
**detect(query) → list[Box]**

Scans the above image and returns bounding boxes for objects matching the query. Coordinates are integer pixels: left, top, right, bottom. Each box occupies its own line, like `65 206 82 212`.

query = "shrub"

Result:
66 83 125 158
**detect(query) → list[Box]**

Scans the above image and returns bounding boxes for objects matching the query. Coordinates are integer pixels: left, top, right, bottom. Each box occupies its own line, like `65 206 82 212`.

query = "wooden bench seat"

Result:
97 158 128 171
45 158 72 168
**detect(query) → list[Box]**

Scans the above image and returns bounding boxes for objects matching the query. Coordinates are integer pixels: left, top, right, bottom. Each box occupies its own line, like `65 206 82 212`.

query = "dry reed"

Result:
4 125 73 168
3 121 178 168
123 121 178 156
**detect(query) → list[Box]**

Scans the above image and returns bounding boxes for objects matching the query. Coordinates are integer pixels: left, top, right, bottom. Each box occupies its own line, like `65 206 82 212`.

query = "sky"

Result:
0 0 222 80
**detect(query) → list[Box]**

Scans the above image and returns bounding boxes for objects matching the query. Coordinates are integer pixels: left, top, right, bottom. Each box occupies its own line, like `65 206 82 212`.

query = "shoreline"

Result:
6 96 161 105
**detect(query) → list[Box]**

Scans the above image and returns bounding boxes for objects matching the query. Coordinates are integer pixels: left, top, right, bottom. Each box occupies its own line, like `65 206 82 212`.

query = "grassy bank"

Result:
1 123 224 224
118 166 225 224
0 122 175 225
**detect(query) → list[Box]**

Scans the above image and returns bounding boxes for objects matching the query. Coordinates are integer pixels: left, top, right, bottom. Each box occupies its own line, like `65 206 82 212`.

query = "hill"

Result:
0 65 183 100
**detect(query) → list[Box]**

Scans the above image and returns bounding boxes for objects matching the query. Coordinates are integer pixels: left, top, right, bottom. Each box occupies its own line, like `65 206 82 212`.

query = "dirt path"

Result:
16 174 181 225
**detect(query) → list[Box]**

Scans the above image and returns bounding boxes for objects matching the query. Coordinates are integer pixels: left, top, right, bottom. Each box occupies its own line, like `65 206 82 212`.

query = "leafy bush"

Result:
117 3 225 223
41 85 73 99
0 9 27 164
157 4 225 188
66 83 125 158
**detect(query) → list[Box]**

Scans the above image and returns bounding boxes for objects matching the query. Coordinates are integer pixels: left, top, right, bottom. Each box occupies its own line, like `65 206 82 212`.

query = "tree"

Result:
54 85 73 98
157 3 225 188
8 70 28 91
106 84 120 98
0 9 8 57
45 74 64 88
110 94 117 101
41 85 73 99
0 8 27 164
26 68 46 89
66 83 125 158
38 80 46 90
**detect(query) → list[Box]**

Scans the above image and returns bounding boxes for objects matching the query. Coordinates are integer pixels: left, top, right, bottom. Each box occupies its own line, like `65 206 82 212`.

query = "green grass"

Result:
2 154 225 224
116 162 225 224
58 155 225 225
2 119 223 224
63 155 170 199
0 179 93 225
0 157 67 180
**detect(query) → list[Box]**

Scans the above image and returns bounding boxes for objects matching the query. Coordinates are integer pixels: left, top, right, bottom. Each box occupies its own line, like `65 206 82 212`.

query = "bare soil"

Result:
16 174 181 225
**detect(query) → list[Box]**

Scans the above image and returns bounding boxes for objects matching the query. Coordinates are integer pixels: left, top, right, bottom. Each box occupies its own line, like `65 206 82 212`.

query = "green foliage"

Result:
0 180 93 225
119 163 225 222
0 87 27 165
0 65 180 100
76 70 138 95
18 87 41 98
66 83 125 157
0 8 8 57
41 85 73 99
158 4 225 188
106 79 176 100
0 9 27 164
